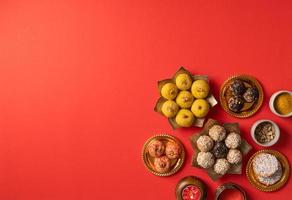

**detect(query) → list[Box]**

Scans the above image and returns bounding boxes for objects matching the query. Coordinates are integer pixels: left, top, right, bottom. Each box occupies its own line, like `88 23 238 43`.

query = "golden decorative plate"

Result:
246 149 290 192
220 75 264 118
142 134 185 177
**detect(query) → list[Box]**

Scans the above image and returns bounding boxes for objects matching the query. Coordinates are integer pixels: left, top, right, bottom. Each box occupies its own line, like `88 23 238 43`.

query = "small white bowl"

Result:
251 119 280 147
269 90 292 117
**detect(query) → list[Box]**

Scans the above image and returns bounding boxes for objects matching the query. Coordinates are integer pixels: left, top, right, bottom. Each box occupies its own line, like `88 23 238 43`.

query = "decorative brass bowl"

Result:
142 134 185 176
246 149 290 192
220 75 264 118
215 183 247 200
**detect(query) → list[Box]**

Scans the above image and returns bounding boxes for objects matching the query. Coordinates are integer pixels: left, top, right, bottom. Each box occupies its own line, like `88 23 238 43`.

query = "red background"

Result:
0 0 291 199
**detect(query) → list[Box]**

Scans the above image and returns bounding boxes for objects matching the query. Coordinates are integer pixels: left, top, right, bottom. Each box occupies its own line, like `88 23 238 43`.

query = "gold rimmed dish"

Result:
142 134 185 176
246 149 290 192
220 75 264 118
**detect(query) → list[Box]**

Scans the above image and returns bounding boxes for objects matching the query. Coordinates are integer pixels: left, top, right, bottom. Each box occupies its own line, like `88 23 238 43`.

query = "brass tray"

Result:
142 134 185 176
175 176 207 200
246 149 290 192
220 75 264 118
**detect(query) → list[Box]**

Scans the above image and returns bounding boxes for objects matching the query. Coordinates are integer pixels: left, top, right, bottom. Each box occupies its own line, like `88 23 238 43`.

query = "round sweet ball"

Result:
175 73 192 90
209 125 227 142
161 100 179 118
214 158 230 175
212 142 228 159
196 135 214 152
229 79 246 96
243 87 259 103
165 142 181 159
197 152 215 169
161 83 178 100
225 132 241 149
154 156 171 173
228 96 244 113
227 149 243 164
148 139 165 158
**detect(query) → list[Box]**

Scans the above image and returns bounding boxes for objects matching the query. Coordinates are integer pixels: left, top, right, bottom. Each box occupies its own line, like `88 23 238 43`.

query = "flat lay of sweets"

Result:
149 70 290 197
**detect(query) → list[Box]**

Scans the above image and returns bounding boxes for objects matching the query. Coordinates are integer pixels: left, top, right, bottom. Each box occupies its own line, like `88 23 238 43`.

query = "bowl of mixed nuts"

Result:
251 120 280 147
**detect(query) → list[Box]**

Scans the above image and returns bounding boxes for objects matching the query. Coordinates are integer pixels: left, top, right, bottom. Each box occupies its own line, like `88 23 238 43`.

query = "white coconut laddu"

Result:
214 158 230 175
225 132 241 149
197 152 215 169
257 162 283 186
196 135 214 152
227 149 242 164
209 125 226 142
252 153 279 177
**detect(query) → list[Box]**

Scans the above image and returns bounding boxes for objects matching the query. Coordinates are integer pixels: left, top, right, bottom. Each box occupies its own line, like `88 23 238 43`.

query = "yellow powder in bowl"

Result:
274 93 292 115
